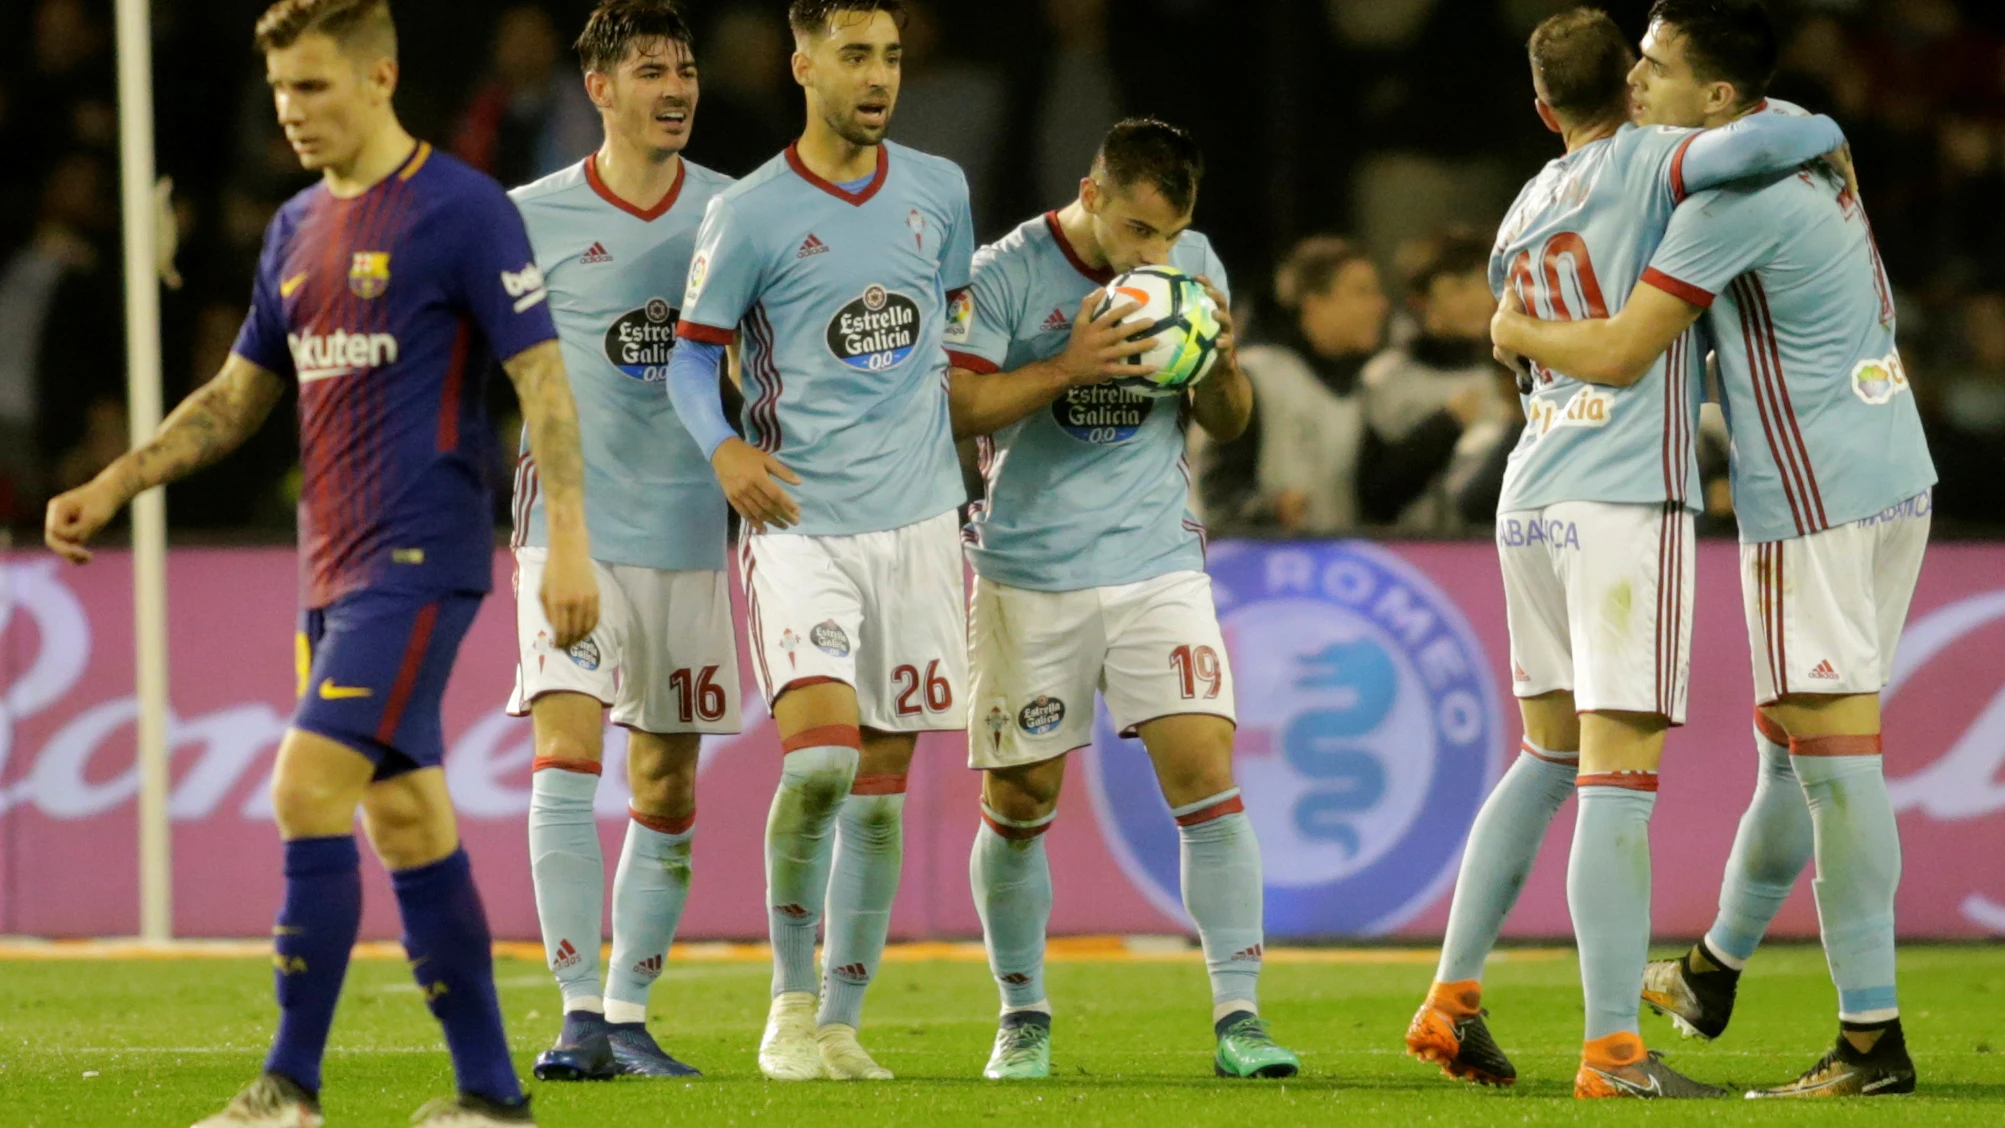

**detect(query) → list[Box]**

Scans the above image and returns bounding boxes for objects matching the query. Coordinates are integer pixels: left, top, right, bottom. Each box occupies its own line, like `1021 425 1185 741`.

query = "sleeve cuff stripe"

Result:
1642 267 1715 308
675 321 735 344
1669 132 1700 203
946 349 1001 374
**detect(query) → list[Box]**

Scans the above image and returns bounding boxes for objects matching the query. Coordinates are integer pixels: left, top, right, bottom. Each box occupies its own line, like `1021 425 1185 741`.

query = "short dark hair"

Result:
1095 118 1205 216
254 0 396 57
1528 7 1635 124
1648 0 1779 107
1408 229 1491 299
1275 236 1372 311
788 0 906 41
575 0 694 75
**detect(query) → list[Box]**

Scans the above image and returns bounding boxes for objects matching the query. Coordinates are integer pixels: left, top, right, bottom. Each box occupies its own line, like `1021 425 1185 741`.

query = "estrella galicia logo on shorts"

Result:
1018 696 1065 735
1052 383 1153 444
1083 541 1502 936
810 620 850 657
826 285 920 371
567 638 602 671
603 297 679 382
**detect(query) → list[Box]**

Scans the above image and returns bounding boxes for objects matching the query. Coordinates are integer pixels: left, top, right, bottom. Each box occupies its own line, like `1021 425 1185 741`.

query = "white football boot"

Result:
758 991 825 1081
817 1023 893 1080
190 1074 323 1128
407 1094 535 1126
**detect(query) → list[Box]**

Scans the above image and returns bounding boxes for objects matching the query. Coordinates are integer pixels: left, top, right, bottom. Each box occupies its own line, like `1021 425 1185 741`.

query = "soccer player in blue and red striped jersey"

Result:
44 2 598 1125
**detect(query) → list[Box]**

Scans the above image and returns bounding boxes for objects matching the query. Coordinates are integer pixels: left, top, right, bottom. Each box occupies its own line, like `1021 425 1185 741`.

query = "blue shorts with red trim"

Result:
293 588 483 780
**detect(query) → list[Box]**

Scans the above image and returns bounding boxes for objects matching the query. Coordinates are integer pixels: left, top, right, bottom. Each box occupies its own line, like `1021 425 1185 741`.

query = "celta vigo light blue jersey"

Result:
1490 103 1847 516
673 141 972 536
947 212 1227 592
508 155 735 571
1642 104 1936 544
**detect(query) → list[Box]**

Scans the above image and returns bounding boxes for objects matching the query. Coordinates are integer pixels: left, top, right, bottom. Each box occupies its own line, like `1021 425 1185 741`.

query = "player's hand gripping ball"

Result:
1091 265 1223 398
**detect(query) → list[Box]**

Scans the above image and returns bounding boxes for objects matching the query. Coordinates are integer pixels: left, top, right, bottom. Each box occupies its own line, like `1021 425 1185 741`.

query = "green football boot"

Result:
1213 1011 1300 1079
983 1011 1052 1080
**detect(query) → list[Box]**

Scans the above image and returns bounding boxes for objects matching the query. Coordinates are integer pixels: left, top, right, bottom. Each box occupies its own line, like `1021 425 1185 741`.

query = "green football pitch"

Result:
6 944 2002 1127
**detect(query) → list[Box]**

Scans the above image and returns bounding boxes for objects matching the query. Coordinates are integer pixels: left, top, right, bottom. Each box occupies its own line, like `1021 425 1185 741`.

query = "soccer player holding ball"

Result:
502 0 739 1082
944 118 1298 1081
665 0 973 1082
45 1 597 1124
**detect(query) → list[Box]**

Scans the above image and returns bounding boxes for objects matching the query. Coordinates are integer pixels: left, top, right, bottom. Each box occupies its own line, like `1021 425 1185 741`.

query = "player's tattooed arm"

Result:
503 339 600 647
45 354 285 564
1187 276 1251 442
1491 281 1704 388
947 292 1152 439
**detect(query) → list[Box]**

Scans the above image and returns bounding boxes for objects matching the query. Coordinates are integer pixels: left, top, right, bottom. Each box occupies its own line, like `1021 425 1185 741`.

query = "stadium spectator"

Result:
684 5 796 177
1198 236 1387 535
1359 229 1514 532
889 0 1007 232
1926 290 2005 528
451 4 597 188
1034 0 1123 208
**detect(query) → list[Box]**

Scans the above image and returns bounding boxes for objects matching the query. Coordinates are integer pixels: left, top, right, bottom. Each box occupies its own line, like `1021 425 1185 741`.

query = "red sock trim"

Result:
850 773 908 796
1576 771 1659 792
1174 794 1246 826
1790 733 1882 757
981 810 1053 840
630 806 694 835
782 724 862 752
1753 709 1791 747
533 756 603 776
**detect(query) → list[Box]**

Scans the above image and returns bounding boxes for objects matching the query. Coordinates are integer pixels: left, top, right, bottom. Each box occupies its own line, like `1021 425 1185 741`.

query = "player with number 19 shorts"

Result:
945 117 1298 1082
1495 3 1935 1099
1409 7 1846 1101
666 0 970 1083
503 0 740 1084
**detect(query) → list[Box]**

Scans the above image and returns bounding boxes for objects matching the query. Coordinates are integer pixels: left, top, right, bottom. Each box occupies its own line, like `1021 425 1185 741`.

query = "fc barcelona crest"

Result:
348 252 391 299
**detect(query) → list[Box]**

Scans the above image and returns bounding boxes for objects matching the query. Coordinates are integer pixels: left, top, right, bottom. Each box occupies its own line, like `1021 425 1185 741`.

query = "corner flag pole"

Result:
114 0 172 943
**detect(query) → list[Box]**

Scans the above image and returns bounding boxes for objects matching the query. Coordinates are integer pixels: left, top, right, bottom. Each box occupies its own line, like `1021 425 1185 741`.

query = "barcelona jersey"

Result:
232 142 557 608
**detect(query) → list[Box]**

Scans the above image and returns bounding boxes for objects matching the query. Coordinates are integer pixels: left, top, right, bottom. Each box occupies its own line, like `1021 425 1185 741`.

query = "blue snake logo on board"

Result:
1085 541 1503 936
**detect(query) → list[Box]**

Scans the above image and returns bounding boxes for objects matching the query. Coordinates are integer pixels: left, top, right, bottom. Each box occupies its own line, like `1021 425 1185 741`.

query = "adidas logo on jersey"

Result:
580 241 614 264
1041 307 1071 332
1810 659 1840 680
552 938 581 971
797 233 829 259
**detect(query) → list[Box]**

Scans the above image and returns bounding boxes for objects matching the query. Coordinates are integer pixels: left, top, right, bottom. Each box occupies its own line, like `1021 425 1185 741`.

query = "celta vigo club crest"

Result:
348 252 391 299
1085 541 1504 936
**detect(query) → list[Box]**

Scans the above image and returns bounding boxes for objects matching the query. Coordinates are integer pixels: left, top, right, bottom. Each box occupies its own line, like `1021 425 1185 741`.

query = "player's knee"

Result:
780 743 860 815
627 734 699 821
268 770 355 839
982 763 1063 823
361 779 458 870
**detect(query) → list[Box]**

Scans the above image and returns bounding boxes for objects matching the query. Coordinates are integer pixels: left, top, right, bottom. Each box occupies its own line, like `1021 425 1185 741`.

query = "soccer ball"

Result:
1091 265 1223 398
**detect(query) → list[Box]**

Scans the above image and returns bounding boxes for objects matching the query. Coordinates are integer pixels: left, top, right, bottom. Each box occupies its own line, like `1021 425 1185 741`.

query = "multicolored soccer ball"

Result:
1092 264 1223 398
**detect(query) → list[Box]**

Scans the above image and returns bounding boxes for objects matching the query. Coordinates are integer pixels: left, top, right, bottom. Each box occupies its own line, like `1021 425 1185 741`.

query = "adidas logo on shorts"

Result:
1809 659 1840 680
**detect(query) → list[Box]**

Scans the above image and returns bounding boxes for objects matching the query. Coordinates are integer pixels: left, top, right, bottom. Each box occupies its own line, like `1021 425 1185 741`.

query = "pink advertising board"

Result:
1 539 2000 942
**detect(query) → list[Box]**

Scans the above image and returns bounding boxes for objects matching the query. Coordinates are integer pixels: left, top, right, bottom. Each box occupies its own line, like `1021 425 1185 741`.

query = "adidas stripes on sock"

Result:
529 760 604 1012
818 777 907 1030
1174 789 1264 1019
605 807 696 1024
1705 713 1814 967
1792 735 1901 1023
971 804 1056 1013
1436 739 1578 984
765 732 860 998
1569 773 1658 1042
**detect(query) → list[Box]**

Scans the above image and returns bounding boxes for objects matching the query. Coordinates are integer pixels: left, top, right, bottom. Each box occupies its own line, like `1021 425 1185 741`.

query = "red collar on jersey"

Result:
786 142 889 206
1045 211 1114 285
584 153 686 222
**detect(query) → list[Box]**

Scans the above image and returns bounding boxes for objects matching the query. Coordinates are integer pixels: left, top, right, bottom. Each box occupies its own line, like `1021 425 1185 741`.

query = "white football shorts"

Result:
739 509 968 734
968 569 1237 770
1497 500 1695 724
1742 490 1931 705
508 547 743 735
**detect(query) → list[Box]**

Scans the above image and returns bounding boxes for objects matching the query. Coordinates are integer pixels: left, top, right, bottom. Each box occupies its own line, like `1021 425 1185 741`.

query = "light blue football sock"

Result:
818 783 905 1030
1569 779 1658 1041
1175 792 1264 1018
1793 740 1901 1021
529 764 604 1010
766 742 859 998
604 811 694 1022
1436 742 1578 983
1705 720 1814 966
970 807 1056 1013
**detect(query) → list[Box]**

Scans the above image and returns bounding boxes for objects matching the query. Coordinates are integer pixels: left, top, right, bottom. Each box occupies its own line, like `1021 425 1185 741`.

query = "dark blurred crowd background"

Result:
2 0 2001 545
